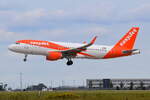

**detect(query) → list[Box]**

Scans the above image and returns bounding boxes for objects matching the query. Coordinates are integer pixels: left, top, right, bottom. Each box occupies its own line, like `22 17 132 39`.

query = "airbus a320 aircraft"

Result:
8 27 140 66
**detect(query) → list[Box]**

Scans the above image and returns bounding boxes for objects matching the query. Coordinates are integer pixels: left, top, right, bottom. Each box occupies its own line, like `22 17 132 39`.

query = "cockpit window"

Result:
15 42 20 44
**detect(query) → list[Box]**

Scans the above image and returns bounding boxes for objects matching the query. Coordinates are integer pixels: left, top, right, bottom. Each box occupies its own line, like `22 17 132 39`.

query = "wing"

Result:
61 36 97 58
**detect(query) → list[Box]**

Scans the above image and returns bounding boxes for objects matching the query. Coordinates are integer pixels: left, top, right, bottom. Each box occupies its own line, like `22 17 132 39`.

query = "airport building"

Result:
86 79 150 89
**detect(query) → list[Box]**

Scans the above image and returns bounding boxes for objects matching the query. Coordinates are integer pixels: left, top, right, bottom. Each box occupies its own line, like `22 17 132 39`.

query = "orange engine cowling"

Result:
46 52 62 61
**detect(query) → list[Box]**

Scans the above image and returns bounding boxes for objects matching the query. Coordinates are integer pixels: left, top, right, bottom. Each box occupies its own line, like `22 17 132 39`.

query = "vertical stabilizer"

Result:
115 27 139 50
104 27 139 58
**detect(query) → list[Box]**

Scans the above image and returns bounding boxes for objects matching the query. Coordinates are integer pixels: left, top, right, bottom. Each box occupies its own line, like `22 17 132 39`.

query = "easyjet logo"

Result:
120 29 137 46
30 42 49 46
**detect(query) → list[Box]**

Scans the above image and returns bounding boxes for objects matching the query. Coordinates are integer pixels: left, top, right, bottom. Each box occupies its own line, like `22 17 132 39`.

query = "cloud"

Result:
0 6 116 28
39 29 67 36
130 4 150 21
0 0 150 30
0 0 25 10
118 3 150 22
0 1 149 42
32 29 69 40
0 29 23 42
0 8 112 41
12 9 47 27
83 27 109 35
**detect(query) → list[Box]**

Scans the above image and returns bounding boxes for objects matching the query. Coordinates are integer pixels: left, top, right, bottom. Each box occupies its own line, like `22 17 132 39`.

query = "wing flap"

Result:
61 36 97 57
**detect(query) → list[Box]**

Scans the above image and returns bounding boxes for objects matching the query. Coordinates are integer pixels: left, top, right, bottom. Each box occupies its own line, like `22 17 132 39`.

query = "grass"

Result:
0 90 150 100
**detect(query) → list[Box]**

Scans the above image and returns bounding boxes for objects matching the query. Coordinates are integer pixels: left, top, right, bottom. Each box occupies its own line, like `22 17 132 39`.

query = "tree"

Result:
116 86 120 90
110 82 113 88
120 82 124 89
99 82 102 88
37 83 47 90
129 82 134 90
140 81 145 90
0 83 7 91
0 85 4 91
4 84 7 89
88 81 92 88
26 83 47 91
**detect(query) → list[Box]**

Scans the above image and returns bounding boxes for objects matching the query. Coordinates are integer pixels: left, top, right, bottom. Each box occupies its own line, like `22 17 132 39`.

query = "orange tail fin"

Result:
115 27 139 50
104 27 139 58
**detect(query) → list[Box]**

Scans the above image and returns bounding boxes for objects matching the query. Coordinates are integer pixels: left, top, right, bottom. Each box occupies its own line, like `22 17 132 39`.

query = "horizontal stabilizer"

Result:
122 49 140 55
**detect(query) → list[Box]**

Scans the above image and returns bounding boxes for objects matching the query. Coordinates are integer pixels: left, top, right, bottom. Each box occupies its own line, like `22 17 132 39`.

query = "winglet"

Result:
90 36 98 44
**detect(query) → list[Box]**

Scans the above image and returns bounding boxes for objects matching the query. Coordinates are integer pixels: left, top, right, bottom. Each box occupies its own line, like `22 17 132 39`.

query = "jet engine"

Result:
46 52 62 61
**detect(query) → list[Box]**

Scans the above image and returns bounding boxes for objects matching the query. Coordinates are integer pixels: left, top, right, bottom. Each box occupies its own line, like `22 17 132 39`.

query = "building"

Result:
86 79 150 89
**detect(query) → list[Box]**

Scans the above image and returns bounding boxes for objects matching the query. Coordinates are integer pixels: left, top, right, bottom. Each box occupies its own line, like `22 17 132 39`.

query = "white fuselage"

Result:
8 41 113 59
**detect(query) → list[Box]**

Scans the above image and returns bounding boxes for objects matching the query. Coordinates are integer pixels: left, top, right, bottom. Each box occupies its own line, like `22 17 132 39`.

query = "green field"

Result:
0 90 150 100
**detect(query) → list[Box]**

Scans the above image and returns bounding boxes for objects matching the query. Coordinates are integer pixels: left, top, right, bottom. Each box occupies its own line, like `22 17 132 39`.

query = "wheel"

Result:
67 60 73 66
23 58 27 62
70 60 73 65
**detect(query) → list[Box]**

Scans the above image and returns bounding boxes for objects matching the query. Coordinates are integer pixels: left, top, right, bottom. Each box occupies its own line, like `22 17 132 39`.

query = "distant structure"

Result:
26 83 47 91
20 73 23 91
0 83 7 91
86 79 150 90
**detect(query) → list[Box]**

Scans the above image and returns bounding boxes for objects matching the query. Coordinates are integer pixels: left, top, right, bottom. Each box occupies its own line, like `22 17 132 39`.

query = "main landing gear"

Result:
23 54 27 62
66 58 73 66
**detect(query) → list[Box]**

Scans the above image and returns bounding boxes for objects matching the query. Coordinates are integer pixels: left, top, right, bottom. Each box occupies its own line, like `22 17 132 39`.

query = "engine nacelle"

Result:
46 52 62 61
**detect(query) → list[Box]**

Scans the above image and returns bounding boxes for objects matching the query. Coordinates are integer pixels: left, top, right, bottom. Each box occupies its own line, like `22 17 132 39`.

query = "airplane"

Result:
8 27 140 66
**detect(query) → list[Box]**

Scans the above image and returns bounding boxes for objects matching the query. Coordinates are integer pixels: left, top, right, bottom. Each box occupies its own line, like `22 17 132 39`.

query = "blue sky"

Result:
0 0 150 88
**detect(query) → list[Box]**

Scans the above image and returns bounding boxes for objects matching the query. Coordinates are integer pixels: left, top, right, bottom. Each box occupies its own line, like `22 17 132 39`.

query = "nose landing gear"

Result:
23 55 27 62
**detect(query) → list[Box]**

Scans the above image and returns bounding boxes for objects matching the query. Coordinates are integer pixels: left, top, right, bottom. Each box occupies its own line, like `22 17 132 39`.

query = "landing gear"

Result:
23 55 27 62
67 60 73 66
66 58 73 66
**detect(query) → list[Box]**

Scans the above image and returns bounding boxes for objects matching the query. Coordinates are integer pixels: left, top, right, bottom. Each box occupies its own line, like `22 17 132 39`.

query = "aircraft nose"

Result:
8 44 15 51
